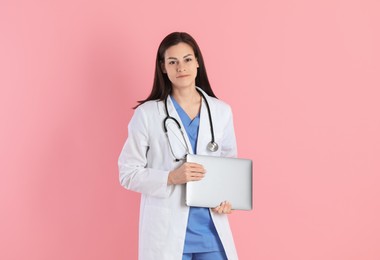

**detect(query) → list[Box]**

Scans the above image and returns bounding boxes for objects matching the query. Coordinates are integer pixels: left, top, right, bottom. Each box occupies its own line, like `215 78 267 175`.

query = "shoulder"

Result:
206 95 233 116
130 100 162 126
197 87 232 113
135 100 161 114
208 96 231 108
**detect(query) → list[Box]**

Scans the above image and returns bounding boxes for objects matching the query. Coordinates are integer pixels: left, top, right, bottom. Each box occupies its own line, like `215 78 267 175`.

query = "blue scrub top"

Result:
171 96 224 253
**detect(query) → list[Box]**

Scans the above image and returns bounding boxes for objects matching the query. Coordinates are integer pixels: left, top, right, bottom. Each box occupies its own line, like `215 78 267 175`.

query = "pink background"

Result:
1 0 379 259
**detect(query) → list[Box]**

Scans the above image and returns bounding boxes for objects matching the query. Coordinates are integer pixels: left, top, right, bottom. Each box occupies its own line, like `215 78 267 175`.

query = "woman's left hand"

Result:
212 201 232 214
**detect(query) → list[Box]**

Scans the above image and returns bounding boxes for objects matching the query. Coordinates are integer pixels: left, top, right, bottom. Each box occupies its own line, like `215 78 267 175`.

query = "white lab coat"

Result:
118 88 239 260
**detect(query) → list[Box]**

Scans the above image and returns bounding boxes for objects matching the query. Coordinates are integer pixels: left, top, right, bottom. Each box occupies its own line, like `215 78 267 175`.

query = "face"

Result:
161 42 199 90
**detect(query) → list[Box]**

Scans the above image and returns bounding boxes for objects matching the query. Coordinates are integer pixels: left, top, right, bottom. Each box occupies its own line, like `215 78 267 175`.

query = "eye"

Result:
168 61 176 65
185 58 192 62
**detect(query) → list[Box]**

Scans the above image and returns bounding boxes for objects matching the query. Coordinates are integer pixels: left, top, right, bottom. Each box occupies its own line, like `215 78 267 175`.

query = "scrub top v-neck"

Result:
170 96 224 254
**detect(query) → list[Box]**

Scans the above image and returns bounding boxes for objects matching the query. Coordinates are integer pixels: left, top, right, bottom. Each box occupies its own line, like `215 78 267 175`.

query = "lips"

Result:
176 75 190 78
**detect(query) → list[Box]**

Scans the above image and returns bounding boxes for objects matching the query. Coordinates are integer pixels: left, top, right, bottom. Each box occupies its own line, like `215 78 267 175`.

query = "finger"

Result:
191 172 206 177
224 201 233 214
186 172 205 178
217 202 225 214
190 168 205 173
185 173 205 182
212 206 220 213
184 162 203 168
190 174 205 181
187 169 206 177
224 201 231 210
183 166 205 176
217 201 230 214
223 206 231 214
187 163 206 172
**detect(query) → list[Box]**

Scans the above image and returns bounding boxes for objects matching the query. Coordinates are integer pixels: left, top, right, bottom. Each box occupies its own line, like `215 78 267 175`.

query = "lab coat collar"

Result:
196 88 213 155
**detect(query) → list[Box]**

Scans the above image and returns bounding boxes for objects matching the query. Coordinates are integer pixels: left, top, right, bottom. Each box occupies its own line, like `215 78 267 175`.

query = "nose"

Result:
176 62 185 72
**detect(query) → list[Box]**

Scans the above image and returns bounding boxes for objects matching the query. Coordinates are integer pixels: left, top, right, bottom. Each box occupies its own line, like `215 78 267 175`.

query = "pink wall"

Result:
1 0 379 259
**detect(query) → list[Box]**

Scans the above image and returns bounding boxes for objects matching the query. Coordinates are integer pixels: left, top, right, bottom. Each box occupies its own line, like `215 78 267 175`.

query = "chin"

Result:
173 81 195 89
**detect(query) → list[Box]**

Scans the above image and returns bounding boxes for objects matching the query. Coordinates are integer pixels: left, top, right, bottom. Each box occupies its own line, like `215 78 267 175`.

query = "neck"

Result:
171 86 200 107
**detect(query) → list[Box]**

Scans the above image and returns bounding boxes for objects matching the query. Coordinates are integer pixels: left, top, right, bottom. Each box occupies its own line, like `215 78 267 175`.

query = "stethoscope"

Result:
163 88 218 161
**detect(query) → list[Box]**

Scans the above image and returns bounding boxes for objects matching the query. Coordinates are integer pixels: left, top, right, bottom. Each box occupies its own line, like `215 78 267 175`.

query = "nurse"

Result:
118 32 239 260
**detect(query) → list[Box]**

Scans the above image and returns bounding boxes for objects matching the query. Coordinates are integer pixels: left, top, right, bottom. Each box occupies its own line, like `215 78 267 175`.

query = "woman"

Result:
118 32 238 260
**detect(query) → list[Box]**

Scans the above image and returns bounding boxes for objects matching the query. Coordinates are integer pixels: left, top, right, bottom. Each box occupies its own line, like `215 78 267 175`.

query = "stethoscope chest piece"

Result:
207 141 219 152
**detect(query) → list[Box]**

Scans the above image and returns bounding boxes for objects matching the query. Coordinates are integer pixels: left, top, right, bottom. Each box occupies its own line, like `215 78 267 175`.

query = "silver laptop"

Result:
186 154 253 210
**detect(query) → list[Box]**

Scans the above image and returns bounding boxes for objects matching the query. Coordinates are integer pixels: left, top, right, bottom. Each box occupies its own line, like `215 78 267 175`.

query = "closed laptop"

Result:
186 154 253 210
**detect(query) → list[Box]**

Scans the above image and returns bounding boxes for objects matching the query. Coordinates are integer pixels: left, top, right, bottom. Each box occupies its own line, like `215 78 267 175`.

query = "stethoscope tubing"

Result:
163 88 218 160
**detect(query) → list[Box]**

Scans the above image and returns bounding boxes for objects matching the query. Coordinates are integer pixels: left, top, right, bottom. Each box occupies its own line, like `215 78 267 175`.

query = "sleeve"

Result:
220 105 238 158
118 106 171 198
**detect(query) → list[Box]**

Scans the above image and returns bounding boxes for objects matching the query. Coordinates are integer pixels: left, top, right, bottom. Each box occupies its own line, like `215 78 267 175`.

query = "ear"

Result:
196 58 199 68
161 62 167 74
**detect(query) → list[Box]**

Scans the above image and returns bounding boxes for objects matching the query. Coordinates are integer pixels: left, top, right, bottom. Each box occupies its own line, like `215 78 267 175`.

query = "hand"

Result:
167 162 205 185
212 201 233 214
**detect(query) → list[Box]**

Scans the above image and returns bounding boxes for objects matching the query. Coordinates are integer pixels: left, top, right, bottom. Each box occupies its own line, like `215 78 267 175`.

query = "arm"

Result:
220 105 237 158
118 107 170 198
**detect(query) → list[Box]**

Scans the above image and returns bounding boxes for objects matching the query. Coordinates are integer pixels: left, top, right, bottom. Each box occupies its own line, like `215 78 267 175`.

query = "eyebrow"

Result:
167 54 194 60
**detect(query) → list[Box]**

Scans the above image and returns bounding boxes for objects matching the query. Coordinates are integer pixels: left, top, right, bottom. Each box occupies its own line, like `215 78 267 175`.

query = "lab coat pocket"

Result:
215 131 223 143
140 205 170 249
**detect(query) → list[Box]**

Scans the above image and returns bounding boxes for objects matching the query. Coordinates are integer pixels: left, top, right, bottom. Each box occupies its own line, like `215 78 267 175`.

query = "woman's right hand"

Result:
167 162 205 185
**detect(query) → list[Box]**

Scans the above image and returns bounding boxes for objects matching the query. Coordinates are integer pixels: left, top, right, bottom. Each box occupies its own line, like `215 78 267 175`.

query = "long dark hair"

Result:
135 32 216 108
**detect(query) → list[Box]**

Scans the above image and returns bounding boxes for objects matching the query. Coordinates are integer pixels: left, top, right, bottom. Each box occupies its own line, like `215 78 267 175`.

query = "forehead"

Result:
164 42 195 59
